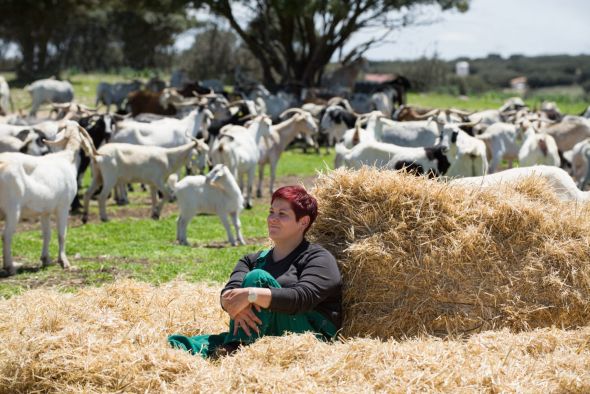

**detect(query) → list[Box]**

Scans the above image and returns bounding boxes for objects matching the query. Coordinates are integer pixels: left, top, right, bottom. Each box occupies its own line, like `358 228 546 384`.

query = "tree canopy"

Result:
0 0 469 86
0 0 196 79
202 0 469 88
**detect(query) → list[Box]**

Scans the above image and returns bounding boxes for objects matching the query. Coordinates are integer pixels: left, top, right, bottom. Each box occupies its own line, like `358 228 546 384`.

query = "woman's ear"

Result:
299 216 310 229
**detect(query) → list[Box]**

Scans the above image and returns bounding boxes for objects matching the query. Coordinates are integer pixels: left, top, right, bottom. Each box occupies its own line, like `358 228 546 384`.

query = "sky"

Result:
178 0 590 62
343 0 590 61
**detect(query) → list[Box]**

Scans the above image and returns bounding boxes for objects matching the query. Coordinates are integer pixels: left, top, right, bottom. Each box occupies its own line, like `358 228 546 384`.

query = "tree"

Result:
201 0 469 89
178 25 260 83
0 0 197 79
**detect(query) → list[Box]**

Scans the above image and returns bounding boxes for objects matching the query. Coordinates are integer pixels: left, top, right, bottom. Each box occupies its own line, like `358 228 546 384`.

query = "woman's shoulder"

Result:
242 248 272 264
303 242 336 261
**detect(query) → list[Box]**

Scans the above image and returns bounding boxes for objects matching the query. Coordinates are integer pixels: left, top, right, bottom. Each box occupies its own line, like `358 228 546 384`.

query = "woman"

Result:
168 185 342 358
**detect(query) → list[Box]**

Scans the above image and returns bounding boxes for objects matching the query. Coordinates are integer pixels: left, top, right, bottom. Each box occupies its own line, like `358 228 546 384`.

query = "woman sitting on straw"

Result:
168 185 342 358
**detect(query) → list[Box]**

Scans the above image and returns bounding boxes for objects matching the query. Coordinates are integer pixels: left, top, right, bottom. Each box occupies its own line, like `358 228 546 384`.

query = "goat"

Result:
450 165 590 203
257 109 317 197
543 118 590 153
440 124 489 177
71 114 115 211
518 126 560 168
0 76 14 116
322 57 369 94
0 123 96 276
0 129 48 155
168 164 245 246
95 80 142 112
210 115 272 209
26 78 74 116
82 139 209 223
475 122 522 173
125 89 195 117
319 105 360 151
335 139 450 176
565 138 590 189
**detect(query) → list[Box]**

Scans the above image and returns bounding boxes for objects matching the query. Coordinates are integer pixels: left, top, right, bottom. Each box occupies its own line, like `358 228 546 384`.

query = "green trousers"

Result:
168 269 337 358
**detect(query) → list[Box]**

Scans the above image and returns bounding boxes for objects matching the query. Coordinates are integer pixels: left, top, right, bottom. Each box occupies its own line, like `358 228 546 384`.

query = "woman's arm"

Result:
269 247 341 315
219 253 256 312
221 287 272 318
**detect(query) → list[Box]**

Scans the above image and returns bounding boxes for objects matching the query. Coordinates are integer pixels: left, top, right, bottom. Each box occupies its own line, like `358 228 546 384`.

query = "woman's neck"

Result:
272 236 304 261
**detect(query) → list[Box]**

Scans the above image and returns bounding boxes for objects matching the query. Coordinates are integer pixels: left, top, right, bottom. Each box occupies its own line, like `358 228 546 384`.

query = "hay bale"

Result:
309 167 590 339
1 281 589 392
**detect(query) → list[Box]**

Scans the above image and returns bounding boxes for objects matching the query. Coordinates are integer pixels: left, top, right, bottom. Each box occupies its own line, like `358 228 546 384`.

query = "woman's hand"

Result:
221 288 250 318
233 306 262 337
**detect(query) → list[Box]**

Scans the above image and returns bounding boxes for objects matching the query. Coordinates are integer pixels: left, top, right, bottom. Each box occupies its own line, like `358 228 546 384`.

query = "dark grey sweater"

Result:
222 240 342 328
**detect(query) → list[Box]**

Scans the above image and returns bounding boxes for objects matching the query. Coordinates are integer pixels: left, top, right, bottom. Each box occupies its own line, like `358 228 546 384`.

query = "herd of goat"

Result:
1 74 590 277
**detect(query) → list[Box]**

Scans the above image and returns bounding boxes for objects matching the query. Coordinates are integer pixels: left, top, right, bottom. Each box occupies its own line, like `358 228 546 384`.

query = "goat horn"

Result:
238 114 256 122
448 108 473 116
457 118 482 128
51 102 72 109
327 97 345 105
218 132 235 141
80 104 98 112
77 125 100 156
414 109 440 120
279 108 306 118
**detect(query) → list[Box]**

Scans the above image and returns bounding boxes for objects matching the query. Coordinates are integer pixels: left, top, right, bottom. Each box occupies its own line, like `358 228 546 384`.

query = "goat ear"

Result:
15 129 30 141
44 137 68 149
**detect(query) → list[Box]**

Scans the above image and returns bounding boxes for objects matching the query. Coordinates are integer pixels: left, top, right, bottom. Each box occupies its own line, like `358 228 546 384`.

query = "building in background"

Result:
455 61 470 77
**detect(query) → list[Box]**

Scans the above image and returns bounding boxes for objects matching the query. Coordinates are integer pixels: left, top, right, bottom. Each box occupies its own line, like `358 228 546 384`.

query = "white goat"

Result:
335 139 450 176
257 109 318 197
0 76 13 115
168 164 245 246
26 78 74 116
111 106 214 147
82 139 209 223
0 123 96 276
518 126 560 168
440 124 489 177
450 165 590 203
0 130 48 155
210 115 272 208
110 106 213 202
476 122 522 173
566 138 590 189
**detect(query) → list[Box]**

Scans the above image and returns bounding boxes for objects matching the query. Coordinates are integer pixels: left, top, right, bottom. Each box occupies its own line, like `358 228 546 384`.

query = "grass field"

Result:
2 71 588 115
0 149 335 298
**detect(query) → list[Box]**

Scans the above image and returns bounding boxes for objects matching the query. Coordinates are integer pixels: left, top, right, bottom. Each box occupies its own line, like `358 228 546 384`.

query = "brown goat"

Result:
126 90 176 117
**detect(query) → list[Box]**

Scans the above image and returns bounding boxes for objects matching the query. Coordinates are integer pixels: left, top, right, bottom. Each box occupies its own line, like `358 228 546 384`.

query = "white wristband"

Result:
248 288 257 303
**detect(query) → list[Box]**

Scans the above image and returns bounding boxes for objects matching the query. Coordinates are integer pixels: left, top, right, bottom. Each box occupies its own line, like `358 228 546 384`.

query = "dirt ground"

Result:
0 173 319 286
6 174 318 233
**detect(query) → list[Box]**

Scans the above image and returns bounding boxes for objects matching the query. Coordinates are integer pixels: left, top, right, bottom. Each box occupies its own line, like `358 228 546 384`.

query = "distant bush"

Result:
371 54 590 94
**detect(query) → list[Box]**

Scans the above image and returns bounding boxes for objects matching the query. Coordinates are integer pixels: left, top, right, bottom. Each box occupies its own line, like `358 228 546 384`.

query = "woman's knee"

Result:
242 269 278 288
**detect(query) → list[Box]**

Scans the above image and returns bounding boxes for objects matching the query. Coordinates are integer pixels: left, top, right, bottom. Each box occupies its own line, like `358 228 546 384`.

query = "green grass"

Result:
408 90 588 114
0 149 335 298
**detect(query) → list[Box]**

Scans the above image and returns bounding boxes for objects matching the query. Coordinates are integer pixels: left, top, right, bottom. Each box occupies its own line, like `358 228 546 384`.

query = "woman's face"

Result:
267 198 308 242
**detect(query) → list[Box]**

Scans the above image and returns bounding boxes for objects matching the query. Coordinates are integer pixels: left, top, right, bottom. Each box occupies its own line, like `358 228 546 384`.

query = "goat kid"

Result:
168 164 245 246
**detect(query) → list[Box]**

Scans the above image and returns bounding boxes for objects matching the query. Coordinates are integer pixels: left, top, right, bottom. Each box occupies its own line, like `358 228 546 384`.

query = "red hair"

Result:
271 185 318 235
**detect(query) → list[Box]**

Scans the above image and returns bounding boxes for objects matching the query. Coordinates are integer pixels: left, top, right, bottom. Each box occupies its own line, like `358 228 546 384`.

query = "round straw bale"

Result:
309 167 590 339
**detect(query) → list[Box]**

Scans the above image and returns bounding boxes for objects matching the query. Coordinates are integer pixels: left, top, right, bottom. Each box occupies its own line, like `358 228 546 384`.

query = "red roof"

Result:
364 73 396 83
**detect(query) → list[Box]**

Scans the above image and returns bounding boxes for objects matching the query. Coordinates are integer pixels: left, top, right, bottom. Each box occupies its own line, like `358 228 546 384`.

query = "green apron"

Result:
168 250 337 358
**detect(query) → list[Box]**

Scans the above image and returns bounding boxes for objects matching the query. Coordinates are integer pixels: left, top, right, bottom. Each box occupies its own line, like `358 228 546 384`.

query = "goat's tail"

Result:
167 174 179 192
